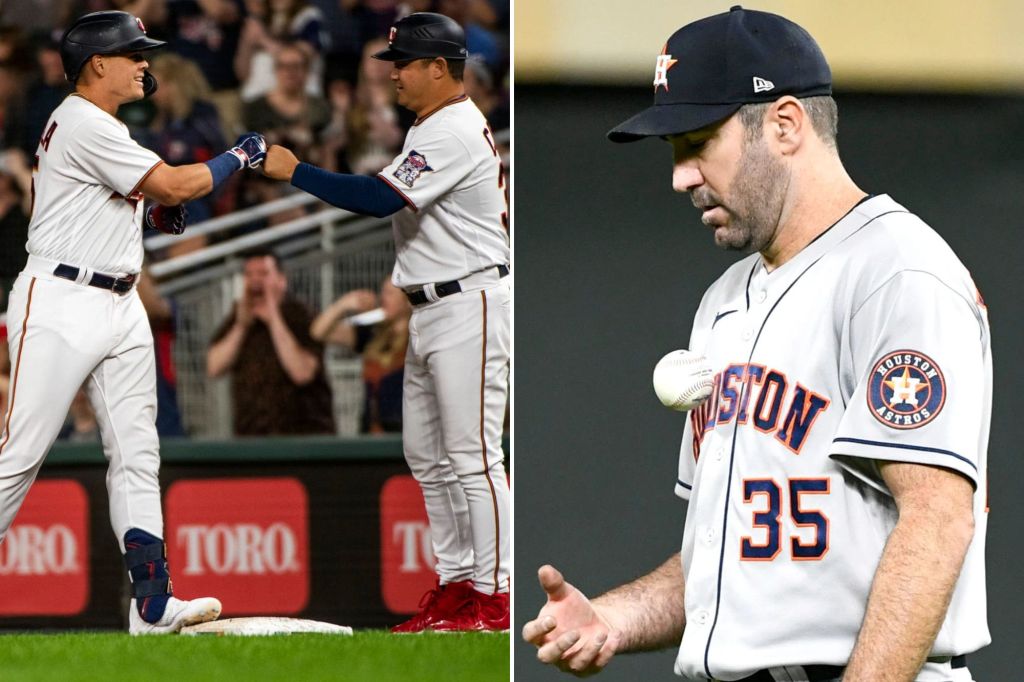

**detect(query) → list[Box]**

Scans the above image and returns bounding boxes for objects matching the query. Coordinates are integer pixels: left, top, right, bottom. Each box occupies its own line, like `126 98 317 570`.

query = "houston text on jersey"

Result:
690 363 831 458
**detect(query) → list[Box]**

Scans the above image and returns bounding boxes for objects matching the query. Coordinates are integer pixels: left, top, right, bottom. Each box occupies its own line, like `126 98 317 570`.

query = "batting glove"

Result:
145 203 188 235
229 132 268 169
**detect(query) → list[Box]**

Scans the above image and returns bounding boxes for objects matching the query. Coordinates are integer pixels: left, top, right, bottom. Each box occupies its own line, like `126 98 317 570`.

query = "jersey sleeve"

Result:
829 270 989 491
65 116 163 198
377 128 472 212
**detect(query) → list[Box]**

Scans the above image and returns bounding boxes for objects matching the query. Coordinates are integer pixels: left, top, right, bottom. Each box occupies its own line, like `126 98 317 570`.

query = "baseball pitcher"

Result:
524 7 989 682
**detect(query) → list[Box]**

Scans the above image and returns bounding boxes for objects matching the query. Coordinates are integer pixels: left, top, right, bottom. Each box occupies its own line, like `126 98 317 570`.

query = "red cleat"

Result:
471 590 510 632
391 579 474 634
431 588 510 633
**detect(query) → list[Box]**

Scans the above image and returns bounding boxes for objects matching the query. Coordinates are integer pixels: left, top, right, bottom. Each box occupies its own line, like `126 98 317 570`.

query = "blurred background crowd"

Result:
0 0 510 441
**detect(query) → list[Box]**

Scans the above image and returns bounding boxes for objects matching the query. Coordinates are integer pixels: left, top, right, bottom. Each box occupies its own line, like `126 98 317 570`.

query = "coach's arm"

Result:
523 556 685 676
842 462 975 681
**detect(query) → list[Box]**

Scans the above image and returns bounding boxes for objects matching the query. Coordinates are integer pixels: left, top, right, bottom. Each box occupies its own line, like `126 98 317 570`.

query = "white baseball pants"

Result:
403 277 510 594
0 257 164 551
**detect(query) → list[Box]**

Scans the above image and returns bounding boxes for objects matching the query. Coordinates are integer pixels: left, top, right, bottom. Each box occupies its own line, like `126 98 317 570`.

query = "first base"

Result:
181 617 353 636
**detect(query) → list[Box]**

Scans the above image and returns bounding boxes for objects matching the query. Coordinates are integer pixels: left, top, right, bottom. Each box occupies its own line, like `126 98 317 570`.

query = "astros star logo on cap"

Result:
653 45 677 93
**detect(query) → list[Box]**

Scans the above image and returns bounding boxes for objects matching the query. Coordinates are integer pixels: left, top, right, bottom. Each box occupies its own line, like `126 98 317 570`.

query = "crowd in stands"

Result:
0 0 510 439
311 272 410 434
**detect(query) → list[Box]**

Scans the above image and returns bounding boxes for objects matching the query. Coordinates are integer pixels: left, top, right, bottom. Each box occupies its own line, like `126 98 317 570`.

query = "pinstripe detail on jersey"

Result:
0 278 37 457
479 290 502 592
129 160 165 198
711 309 737 328
703 207 911 679
744 260 757 311
832 437 976 472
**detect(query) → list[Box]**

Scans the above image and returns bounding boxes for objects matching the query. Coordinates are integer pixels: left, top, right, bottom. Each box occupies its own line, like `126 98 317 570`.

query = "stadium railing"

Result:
145 192 394 439
144 127 508 440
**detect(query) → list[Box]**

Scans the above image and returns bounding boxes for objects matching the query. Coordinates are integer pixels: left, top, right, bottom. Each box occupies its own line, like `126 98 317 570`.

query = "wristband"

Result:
205 151 244 189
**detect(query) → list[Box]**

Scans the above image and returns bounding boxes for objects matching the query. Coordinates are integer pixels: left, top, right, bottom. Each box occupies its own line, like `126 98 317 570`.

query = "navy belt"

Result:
53 264 137 294
739 655 966 682
739 665 844 682
405 264 509 305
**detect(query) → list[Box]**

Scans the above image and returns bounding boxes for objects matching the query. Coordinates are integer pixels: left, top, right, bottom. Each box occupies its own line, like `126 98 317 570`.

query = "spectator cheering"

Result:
206 250 334 435
311 275 411 434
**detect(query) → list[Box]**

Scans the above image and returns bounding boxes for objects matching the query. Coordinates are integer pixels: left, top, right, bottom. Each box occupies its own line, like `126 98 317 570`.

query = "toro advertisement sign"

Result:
379 474 436 613
165 477 309 615
0 479 90 615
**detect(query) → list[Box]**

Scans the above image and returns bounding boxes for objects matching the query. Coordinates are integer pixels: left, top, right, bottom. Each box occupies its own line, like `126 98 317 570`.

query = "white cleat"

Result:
129 596 222 635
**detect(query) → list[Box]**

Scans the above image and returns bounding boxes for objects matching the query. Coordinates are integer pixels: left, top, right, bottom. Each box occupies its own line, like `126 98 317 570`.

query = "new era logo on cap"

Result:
753 76 774 93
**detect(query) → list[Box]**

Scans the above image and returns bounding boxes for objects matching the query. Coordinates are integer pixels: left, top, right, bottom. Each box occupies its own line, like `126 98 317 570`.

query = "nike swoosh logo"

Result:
712 309 737 328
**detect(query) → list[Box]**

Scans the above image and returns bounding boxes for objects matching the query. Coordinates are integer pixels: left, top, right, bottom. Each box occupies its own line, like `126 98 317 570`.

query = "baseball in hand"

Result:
652 350 714 411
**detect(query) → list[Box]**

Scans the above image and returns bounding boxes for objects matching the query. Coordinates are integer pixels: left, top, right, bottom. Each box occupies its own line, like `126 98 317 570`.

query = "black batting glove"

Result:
145 203 188 235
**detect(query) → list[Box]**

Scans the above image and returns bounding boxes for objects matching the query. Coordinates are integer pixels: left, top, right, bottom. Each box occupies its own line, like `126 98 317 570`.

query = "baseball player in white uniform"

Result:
261 12 510 632
0 11 266 633
524 7 989 681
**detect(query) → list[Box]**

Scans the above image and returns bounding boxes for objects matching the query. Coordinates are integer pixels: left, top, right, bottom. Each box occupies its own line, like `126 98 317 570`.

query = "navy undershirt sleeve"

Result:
291 163 407 218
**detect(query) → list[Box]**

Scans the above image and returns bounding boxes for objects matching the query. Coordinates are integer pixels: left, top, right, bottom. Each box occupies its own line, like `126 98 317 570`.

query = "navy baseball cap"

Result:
608 5 832 143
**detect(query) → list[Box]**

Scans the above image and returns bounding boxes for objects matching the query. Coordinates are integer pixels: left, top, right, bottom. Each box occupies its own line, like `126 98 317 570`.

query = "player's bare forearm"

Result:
592 554 686 652
266 314 320 385
524 557 683 676
843 462 975 681
141 163 214 206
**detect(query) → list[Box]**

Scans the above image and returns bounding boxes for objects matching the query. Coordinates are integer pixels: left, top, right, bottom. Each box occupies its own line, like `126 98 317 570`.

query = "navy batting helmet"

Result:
60 11 165 91
372 12 468 62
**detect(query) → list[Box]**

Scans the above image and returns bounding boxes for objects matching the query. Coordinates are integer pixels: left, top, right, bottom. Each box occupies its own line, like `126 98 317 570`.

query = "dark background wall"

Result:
514 85 1024 681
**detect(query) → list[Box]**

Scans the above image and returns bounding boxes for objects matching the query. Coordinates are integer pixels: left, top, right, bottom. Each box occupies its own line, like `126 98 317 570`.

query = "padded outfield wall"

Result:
0 436 507 631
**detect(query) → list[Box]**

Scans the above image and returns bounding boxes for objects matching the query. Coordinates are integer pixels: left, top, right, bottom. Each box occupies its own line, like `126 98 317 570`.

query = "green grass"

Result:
0 630 510 682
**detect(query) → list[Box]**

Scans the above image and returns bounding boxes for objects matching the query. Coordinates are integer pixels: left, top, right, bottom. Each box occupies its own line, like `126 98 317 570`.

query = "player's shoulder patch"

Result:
867 350 946 429
392 150 433 188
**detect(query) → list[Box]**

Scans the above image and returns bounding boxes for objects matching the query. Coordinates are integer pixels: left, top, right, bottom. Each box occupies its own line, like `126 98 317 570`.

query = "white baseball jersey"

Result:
378 95 509 288
27 94 163 275
673 195 990 680
374 94 511 600
1 92 166 555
